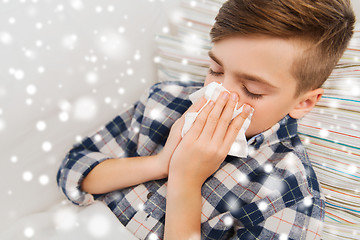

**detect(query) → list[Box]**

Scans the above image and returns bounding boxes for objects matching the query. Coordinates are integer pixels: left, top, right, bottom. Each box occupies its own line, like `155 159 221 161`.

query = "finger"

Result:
183 96 208 117
176 96 208 129
222 104 253 153
210 91 239 143
184 99 215 141
197 90 230 141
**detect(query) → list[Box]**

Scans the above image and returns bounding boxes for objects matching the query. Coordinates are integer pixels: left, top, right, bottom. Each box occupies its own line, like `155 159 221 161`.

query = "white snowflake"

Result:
0 31 12 45
42 141 52 152
223 216 234 226
118 87 125 95
0 118 5 131
264 163 273 173
258 201 268 211
37 66 45 73
303 196 313 207
87 214 111 238
53 207 78 231
11 155 18 163
70 0 84 11
38 174 49 185
96 30 129 60
35 22 43 29
85 71 98 84
279 233 288 240
36 121 46 131
347 165 357 174
26 84 37 95
319 128 329 138
73 97 98 121
24 227 35 238
23 171 33 182
59 111 69 122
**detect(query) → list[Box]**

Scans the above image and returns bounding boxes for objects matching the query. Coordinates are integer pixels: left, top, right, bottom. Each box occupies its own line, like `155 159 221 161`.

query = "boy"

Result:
57 0 355 239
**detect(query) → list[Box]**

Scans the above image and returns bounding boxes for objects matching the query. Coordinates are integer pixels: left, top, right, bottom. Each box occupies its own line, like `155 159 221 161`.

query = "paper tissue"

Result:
181 82 254 157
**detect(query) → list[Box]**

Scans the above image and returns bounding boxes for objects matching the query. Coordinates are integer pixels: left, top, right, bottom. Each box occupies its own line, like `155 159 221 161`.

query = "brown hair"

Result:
210 0 356 97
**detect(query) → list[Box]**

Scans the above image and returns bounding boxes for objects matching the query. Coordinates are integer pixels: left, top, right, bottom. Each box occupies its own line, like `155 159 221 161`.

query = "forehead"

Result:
210 35 301 91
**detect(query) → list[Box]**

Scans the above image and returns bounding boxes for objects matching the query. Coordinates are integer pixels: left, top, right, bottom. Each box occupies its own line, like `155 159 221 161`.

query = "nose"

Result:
221 89 242 110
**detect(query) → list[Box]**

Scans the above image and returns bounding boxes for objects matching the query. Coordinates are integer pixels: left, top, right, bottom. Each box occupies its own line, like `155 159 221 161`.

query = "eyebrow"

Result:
208 50 279 90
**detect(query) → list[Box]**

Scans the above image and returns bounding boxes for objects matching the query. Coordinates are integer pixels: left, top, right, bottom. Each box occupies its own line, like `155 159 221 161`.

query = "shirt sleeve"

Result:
56 84 153 206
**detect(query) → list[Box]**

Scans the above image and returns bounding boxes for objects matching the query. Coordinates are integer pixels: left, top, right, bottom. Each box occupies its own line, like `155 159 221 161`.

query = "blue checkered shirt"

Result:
57 80 325 240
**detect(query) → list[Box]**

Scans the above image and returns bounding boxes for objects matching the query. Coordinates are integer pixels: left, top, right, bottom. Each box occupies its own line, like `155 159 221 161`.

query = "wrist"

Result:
154 153 168 179
168 170 204 190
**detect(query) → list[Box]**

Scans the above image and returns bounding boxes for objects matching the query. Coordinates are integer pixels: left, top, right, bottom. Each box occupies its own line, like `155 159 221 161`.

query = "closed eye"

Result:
242 86 263 100
209 68 263 100
208 68 223 76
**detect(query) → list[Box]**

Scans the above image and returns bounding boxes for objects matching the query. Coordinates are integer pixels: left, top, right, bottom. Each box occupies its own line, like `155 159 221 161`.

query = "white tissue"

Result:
181 82 254 158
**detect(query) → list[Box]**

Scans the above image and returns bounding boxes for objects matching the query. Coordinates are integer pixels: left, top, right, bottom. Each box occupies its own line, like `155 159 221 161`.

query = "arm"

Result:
57 84 153 205
164 173 203 239
81 154 166 194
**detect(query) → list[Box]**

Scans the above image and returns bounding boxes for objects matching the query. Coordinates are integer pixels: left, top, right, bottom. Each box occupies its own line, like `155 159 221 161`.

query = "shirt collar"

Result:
247 114 298 149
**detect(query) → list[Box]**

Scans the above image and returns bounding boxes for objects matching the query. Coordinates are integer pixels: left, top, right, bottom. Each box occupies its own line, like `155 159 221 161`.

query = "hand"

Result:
168 91 252 186
156 95 209 178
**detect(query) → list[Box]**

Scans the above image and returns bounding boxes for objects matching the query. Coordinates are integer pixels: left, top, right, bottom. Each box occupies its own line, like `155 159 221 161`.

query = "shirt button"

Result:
147 192 153 199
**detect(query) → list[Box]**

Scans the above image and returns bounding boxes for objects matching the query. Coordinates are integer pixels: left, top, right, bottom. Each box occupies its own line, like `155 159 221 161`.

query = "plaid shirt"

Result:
57 80 325 240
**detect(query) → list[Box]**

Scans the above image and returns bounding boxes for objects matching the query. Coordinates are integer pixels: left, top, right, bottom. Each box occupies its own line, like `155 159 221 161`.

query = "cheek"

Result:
204 76 217 86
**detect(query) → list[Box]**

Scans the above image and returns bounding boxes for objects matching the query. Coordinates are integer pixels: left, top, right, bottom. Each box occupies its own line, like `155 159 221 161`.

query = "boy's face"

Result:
204 35 320 139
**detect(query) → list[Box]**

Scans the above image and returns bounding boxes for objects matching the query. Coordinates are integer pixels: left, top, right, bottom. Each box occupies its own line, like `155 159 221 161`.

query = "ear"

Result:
289 88 323 119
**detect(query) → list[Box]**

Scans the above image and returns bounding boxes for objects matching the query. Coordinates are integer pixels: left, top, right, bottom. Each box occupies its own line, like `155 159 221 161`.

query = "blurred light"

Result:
258 201 267 211
70 0 84 10
36 121 46 131
35 22 43 29
319 128 329 138
126 68 134 75
96 30 130 60
303 196 313 207
118 87 125 95
0 32 12 45
149 233 159 240
24 227 34 238
224 216 233 226
59 111 69 122
11 155 18 163
53 207 78 231
39 174 49 185
279 234 288 240
87 214 111 238
42 141 52 152
85 71 98 84
347 165 357 174
26 84 37 95
13 69 25 80
264 164 273 173
73 96 98 121
38 66 45 73
58 99 72 111
23 171 33 182
0 118 5 131
62 34 78 50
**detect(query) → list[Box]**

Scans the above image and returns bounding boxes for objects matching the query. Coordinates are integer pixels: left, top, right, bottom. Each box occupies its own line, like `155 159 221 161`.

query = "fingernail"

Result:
209 100 214 106
244 104 253 114
231 93 238 101
222 92 229 100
